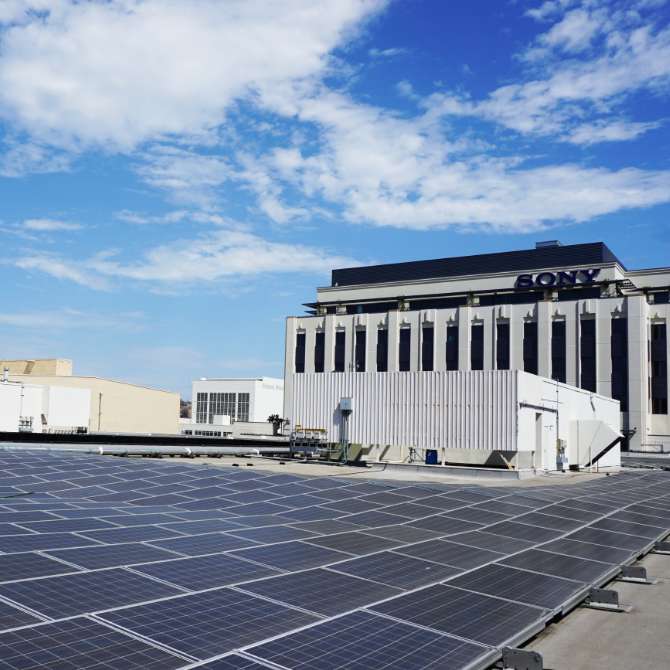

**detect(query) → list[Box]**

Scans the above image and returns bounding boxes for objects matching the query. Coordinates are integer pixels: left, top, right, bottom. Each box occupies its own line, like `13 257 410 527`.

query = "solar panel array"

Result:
0 450 668 670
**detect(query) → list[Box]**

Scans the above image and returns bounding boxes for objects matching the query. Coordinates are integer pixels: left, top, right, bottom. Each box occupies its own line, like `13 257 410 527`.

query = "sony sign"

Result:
516 268 601 289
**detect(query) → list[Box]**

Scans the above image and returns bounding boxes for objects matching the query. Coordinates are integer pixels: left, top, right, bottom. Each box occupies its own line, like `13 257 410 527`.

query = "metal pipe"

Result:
0 444 260 457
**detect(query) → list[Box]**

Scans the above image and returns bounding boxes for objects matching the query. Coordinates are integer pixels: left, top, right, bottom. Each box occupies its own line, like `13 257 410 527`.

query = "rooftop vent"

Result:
536 240 562 249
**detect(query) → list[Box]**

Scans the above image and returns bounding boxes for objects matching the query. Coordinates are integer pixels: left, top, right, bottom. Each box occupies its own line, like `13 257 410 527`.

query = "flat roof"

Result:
331 242 624 287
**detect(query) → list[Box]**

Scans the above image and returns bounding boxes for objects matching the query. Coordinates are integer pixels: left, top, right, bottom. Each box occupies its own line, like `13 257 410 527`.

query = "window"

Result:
314 331 325 373
496 322 510 370
422 326 434 371
523 322 538 375
376 329 388 372
446 325 459 371
355 330 366 372
651 323 668 415
237 393 250 422
580 319 597 392
399 327 411 371
611 318 629 412
471 324 484 371
334 330 346 372
551 321 567 384
295 332 306 373
208 392 225 423
221 393 235 420
195 393 208 424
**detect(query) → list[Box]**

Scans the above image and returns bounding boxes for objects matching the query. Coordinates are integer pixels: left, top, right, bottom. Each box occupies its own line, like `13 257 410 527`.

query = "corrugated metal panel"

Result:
289 371 518 451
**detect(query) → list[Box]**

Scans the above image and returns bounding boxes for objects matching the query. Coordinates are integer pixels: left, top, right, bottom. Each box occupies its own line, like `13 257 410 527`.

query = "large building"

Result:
2 360 180 435
284 242 669 453
184 377 284 437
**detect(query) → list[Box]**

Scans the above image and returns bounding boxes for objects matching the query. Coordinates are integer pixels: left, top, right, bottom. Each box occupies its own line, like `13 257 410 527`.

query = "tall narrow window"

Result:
376 329 388 372
237 393 250 422
580 319 597 392
334 330 346 372
196 392 208 424
496 322 510 370
314 331 325 373
552 321 567 383
221 393 236 420
651 323 668 414
294 332 306 373
446 325 459 371
422 326 434 371
471 324 484 371
399 327 411 372
523 322 538 375
611 318 629 412
355 330 366 372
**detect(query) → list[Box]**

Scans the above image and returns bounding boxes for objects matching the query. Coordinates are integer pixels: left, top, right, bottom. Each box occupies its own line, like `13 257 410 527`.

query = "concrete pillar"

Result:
324 314 336 373
409 311 420 371
304 323 316 374
537 301 552 379
596 301 613 398
387 311 399 372
566 305 579 388
627 296 649 450
433 314 447 372
458 306 471 371
283 317 296 420
483 309 494 370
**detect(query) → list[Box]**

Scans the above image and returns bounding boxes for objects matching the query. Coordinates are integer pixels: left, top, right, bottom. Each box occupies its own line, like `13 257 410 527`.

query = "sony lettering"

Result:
516 268 601 289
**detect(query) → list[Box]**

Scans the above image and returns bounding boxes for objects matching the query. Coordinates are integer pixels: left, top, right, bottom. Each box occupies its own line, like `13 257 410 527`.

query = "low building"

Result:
5 374 179 435
184 377 284 437
287 369 621 470
285 241 670 453
0 380 90 433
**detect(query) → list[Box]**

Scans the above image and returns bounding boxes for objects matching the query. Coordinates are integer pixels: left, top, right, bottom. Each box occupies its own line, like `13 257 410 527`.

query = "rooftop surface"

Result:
0 448 667 669
331 241 624 287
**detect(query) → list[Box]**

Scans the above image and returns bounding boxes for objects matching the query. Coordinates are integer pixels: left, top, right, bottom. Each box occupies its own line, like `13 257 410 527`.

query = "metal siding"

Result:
289 371 518 452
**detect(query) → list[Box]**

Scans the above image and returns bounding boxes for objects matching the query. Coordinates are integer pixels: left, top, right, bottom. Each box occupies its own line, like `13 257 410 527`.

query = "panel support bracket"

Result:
617 565 657 585
499 647 544 670
584 587 631 612
652 540 670 555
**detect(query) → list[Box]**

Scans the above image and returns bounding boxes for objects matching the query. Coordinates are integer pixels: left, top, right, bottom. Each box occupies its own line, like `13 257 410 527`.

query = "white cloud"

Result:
369 47 406 58
0 308 144 331
14 228 359 289
22 218 82 231
0 139 71 177
0 0 386 149
565 119 662 144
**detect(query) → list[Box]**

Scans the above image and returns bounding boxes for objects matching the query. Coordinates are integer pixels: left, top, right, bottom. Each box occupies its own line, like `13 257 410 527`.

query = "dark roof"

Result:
331 242 624 287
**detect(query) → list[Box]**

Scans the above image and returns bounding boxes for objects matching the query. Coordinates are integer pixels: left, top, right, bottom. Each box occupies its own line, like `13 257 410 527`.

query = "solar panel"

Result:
46 542 180 569
101 513 183 526
501 548 617 583
0 600 43 632
0 567 181 618
239 568 401 615
228 525 317 544
248 609 493 670
191 655 273 669
409 515 482 535
484 520 563 542
0 552 81 582
0 617 185 669
442 506 509 525
590 517 664 539
567 527 651 552
330 550 460 589
133 553 281 591
15 517 119 533
79 525 184 544
0 524 33 536
288 519 362 535
538 503 604 522
371 583 549 647
0 532 100 553
512 511 586 532
447 563 586 611
161 519 245 535
395 538 503 568
364 524 442 544
305 531 403 555
150 532 258 556
100 588 318 660
403 494 467 511
232 540 350 571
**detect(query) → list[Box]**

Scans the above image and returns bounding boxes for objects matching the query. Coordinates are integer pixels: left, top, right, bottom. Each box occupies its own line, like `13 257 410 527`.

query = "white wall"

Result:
0 383 90 433
286 370 621 470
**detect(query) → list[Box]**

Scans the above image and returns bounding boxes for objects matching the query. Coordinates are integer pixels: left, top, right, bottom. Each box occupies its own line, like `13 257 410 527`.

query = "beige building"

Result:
3 360 180 435
1 358 73 376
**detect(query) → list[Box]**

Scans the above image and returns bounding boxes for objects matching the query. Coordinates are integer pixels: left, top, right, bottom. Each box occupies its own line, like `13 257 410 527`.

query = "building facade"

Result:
284 242 670 452
185 377 284 437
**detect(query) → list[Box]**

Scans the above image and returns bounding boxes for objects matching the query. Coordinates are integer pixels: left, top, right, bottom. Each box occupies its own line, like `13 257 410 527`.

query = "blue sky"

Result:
1 0 669 398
